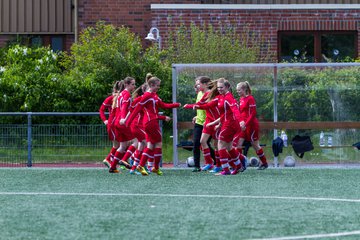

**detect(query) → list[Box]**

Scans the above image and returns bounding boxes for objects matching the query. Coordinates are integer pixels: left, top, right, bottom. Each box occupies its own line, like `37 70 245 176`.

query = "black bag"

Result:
291 135 314 158
353 142 360 150
272 137 284 157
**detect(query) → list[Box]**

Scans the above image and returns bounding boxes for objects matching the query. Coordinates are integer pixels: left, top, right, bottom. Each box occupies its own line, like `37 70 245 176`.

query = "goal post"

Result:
172 63 360 167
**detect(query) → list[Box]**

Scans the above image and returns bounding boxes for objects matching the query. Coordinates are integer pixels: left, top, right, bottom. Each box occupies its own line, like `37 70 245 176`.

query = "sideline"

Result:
0 192 360 203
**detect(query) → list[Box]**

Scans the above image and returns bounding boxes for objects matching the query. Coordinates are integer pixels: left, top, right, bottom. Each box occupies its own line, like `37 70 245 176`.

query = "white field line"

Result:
1 191 359 239
249 230 360 240
0 192 360 203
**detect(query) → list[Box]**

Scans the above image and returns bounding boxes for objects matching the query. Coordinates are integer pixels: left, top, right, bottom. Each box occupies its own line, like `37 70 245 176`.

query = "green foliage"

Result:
167 22 266 63
276 66 360 122
0 45 63 113
63 22 173 117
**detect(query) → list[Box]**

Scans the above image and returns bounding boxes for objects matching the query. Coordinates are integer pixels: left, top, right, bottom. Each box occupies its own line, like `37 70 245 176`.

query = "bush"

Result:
0 45 63 114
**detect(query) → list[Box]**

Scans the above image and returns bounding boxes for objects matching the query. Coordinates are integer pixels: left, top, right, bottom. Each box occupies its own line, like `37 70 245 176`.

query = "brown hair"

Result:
147 76 161 87
112 77 135 108
196 76 211 85
132 83 147 98
112 81 121 94
206 79 220 101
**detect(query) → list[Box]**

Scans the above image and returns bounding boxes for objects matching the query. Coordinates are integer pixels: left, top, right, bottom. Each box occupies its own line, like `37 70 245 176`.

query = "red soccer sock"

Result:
202 148 213 165
122 145 136 163
215 150 221 167
139 148 153 167
153 148 162 169
131 150 142 170
256 148 268 165
229 148 241 167
110 151 125 169
218 149 230 172
106 147 117 161
110 147 117 160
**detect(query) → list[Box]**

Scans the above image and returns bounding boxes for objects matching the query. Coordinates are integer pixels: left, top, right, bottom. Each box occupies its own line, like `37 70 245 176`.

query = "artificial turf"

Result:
0 167 360 240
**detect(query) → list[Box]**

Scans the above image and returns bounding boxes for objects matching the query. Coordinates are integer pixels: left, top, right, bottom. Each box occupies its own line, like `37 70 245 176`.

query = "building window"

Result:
30 35 64 52
279 31 357 62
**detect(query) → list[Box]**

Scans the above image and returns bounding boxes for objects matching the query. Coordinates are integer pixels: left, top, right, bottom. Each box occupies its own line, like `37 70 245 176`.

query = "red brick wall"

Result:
149 8 360 62
78 0 200 47
1 2 359 62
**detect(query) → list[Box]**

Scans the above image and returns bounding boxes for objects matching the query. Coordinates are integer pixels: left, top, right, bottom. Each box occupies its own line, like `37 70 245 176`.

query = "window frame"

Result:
278 31 358 62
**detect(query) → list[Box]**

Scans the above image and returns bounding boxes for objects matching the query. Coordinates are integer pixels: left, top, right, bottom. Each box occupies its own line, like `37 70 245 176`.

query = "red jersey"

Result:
187 92 221 123
197 92 221 122
130 96 144 127
114 89 132 127
127 92 180 126
218 91 241 125
239 95 258 127
99 95 113 122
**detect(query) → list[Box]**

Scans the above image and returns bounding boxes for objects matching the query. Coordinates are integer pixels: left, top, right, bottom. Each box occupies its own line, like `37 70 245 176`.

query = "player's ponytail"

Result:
206 79 220 101
132 83 147 98
112 81 121 95
236 81 252 95
145 73 153 83
118 80 125 92
245 81 251 95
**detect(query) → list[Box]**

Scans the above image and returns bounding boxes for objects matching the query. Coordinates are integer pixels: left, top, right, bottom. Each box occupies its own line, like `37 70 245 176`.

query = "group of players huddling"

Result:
99 74 268 176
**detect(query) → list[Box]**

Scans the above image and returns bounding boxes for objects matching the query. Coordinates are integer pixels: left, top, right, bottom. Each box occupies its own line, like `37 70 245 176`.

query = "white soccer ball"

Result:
249 157 260 167
284 156 296 167
187 156 195 167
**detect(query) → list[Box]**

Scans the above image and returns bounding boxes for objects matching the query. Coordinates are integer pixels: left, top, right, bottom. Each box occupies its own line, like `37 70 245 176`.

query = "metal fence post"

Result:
27 112 32 167
159 112 163 167
273 65 279 168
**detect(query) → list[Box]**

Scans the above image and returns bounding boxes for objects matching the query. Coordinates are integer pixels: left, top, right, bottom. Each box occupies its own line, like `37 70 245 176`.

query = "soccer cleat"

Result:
239 166 246 173
201 164 214 171
109 168 120 173
192 167 201 172
209 166 222 173
129 169 141 175
231 166 241 175
119 160 131 169
151 168 163 176
240 156 248 171
103 159 111 168
257 163 268 170
215 170 231 176
136 166 149 176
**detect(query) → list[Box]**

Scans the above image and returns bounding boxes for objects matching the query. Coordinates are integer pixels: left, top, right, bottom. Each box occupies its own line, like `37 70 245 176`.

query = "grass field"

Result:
1 167 360 240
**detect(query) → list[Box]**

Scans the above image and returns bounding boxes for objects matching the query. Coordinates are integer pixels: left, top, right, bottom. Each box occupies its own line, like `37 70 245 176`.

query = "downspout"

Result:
74 0 78 43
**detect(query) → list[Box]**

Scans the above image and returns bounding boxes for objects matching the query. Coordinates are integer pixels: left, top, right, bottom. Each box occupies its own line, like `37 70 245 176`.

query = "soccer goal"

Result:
171 63 360 167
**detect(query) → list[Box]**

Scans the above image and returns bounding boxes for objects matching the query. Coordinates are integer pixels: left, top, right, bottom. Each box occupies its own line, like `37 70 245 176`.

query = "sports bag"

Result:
291 135 314 158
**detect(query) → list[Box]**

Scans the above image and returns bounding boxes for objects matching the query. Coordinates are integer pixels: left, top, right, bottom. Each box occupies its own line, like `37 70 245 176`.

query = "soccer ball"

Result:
249 157 260 167
187 156 195 167
284 156 296 167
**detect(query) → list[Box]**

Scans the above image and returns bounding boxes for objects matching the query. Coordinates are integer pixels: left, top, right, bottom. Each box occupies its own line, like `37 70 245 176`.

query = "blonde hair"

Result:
236 81 252 95
145 73 153 83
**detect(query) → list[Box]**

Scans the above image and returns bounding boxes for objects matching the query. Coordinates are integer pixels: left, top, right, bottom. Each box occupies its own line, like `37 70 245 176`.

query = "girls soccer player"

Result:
235 81 268 170
195 78 245 175
126 77 181 176
109 77 137 173
184 77 219 172
100 81 121 168
128 83 148 174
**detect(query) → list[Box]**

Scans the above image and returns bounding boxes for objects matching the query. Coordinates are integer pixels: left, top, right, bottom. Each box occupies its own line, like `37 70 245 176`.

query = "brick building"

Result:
1 0 360 62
